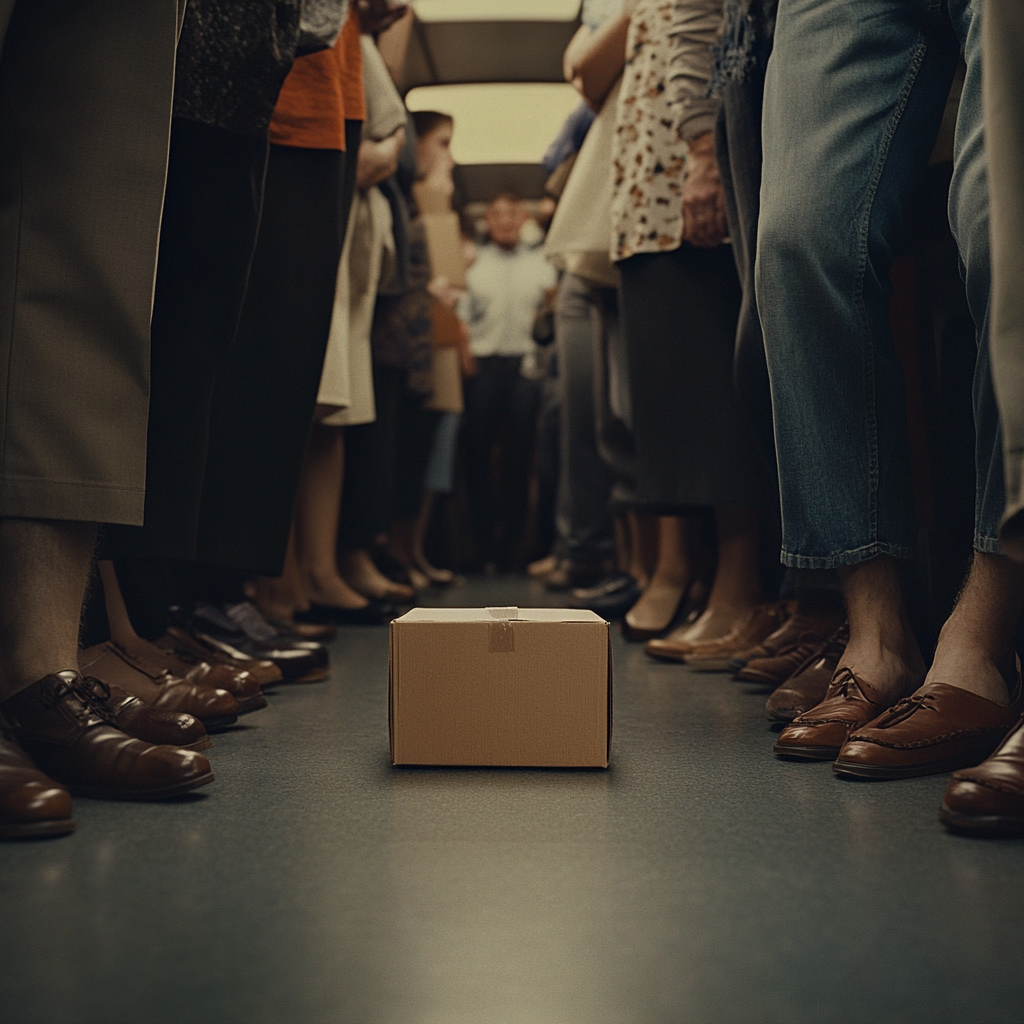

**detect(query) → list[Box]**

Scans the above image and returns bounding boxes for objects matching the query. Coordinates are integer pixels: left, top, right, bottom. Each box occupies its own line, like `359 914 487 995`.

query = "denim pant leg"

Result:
946 0 1004 553
756 0 959 569
554 273 615 562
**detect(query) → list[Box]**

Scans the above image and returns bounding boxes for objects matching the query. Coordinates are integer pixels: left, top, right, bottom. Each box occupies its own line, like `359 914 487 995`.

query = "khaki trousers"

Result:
0 1 179 525
986 0 1024 556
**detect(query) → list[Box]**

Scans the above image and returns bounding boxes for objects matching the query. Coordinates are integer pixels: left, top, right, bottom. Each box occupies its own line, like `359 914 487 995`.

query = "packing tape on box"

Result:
486 607 518 653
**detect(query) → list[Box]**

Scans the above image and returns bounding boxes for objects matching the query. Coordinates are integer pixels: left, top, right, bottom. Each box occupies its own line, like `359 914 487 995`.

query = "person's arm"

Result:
563 2 636 110
355 126 407 191
668 0 728 247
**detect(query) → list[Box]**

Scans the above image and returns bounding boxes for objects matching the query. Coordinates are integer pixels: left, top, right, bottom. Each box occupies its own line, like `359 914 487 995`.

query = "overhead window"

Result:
405 82 582 165
411 0 581 22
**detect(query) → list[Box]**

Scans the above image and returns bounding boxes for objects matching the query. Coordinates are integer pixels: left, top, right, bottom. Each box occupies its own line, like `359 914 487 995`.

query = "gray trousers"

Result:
985 0 1024 557
554 273 616 562
0 1 179 525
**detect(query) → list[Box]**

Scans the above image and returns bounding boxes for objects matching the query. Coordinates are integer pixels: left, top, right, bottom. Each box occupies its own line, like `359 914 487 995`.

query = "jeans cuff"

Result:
974 532 1002 555
779 541 914 570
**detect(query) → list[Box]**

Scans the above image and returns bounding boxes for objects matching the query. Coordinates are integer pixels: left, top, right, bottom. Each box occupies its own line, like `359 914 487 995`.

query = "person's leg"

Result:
499 364 543 569
985 1 1024 559
294 425 370 611
196 144 345 578
461 357 504 567
554 273 615 568
757 0 959 694
0 520 95 700
624 515 694 636
923 0 1020 705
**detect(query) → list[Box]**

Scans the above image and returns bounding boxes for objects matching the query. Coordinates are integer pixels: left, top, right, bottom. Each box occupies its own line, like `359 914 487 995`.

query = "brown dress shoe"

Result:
764 625 849 723
940 714 1024 836
79 642 240 732
157 626 284 687
1 672 214 800
683 603 792 671
726 601 835 673
774 667 892 760
111 635 266 715
833 680 1024 780
738 621 849 687
74 677 210 751
0 714 75 840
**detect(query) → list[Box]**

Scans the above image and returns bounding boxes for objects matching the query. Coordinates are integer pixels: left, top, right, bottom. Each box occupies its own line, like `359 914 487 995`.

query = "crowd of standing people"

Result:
0 0 1023 844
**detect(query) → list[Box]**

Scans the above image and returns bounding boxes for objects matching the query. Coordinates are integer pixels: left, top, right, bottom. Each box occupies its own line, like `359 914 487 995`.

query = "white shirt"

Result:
459 243 557 358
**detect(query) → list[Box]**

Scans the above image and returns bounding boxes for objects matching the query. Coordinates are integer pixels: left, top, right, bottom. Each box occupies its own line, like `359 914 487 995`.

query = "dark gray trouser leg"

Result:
554 273 615 563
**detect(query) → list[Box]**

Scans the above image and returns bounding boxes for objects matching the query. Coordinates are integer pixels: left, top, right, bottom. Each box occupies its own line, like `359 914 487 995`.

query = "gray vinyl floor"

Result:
2 575 1022 1024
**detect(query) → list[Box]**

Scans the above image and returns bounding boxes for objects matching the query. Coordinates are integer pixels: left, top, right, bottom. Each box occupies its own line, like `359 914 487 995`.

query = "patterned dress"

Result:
612 1 685 261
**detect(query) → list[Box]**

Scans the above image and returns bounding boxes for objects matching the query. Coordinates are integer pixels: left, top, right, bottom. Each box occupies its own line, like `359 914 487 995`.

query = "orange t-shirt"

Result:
269 8 365 150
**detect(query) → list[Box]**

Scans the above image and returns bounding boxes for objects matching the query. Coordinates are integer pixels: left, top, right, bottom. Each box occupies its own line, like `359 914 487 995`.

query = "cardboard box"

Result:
389 607 611 768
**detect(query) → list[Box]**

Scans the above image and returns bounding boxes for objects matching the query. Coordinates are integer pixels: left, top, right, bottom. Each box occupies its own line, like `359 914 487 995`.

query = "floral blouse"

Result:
611 0 723 262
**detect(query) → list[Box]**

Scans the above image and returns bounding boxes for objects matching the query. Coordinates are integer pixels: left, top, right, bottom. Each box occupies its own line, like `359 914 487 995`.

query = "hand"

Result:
681 133 729 248
357 0 409 35
427 276 464 311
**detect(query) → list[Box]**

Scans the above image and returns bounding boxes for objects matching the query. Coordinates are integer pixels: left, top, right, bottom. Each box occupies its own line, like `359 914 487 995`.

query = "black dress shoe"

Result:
295 600 398 626
568 574 642 617
170 606 329 683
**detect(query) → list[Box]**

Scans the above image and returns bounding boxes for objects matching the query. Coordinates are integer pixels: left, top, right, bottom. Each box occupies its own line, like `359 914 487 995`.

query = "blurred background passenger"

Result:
459 194 557 572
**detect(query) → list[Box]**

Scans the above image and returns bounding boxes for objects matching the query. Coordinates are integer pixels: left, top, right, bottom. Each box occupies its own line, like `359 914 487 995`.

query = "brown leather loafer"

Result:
834 681 1024 780
111 635 266 715
940 714 1024 836
0 714 75 840
79 642 240 732
727 601 834 673
1 673 214 801
683 603 792 671
774 668 893 760
764 625 849 723
74 677 210 751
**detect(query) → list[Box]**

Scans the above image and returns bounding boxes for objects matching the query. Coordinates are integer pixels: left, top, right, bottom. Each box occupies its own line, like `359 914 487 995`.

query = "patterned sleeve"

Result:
667 0 724 141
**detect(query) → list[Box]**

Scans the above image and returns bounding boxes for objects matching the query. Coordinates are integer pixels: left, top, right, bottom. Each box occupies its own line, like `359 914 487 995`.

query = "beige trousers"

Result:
986 0 1024 557
0 1 179 525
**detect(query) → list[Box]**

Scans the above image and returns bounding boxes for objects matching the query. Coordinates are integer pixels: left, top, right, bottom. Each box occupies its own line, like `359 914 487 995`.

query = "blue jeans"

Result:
756 0 1002 569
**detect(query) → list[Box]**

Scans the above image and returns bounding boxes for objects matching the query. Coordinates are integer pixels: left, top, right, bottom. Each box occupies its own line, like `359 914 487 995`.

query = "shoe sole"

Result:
0 818 77 840
68 770 215 801
833 752 996 781
644 647 690 663
236 693 269 714
182 736 212 752
773 742 840 761
938 804 1024 836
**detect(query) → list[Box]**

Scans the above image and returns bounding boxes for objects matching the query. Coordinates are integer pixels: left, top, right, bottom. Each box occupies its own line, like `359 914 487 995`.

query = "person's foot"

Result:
623 579 700 641
527 554 558 579
111 631 266 715
339 550 416 603
683 603 792 671
0 714 76 840
764 625 849 723
773 667 907 761
415 553 456 586
246 575 310 623
301 568 371 612
940 714 1024 836
79 641 242 730
1 672 214 801
728 598 841 674
833 680 1024 780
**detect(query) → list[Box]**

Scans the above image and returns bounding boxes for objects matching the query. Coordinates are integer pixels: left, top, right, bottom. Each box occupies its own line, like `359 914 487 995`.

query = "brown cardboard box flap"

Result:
390 608 611 768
